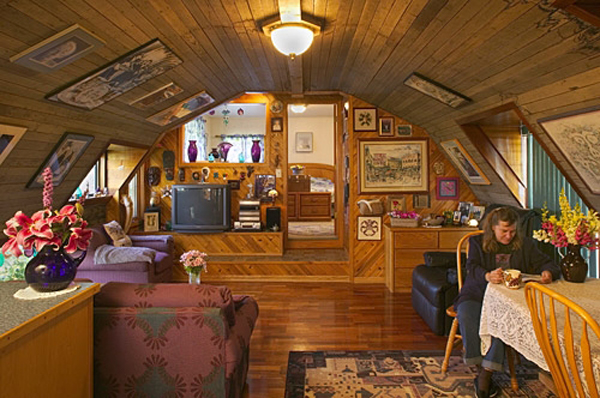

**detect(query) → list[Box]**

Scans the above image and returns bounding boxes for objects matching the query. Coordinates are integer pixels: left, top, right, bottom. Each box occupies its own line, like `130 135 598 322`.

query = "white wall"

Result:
288 113 335 165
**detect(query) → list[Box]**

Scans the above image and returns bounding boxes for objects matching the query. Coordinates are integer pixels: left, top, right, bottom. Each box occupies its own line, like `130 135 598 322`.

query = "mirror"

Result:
180 102 266 164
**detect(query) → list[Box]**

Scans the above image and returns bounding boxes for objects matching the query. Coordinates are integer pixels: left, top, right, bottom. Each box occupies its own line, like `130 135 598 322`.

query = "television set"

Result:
171 184 231 233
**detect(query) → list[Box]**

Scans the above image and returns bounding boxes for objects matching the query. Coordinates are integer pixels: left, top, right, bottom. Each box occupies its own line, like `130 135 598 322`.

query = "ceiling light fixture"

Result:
262 21 320 60
290 104 307 113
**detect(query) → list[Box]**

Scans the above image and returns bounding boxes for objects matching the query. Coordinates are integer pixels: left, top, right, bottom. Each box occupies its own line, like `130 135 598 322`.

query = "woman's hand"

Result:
540 270 553 284
486 267 504 284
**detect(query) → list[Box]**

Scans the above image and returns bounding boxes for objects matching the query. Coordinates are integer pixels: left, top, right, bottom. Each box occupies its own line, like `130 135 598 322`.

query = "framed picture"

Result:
144 212 159 232
397 124 413 136
472 205 486 221
413 194 430 209
0 124 27 166
10 24 105 73
27 133 94 188
295 132 313 152
129 82 183 109
228 179 241 190
441 139 490 185
379 117 394 137
436 177 459 200
538 106 600 194
254 174 276 202
358 138 429 194
357 216 382 241
353 108 377 132
387 196 406 212
46 39 182 110
458 201 474 220
404 72 471 108
271 117 283 132
146 91 215 126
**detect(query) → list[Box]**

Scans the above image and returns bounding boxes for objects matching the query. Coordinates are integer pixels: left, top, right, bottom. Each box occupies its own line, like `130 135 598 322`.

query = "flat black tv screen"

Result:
172 184 231 232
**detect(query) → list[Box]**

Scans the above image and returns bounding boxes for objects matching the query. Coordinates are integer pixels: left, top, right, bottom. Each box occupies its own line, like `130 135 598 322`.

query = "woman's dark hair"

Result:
481 207 522 253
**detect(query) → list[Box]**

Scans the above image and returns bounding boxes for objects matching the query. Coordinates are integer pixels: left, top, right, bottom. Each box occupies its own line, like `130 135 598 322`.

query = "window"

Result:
70 156 106 200
128 173 139 220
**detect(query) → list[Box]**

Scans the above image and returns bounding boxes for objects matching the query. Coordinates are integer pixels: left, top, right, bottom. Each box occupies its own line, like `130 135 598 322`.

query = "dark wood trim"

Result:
552 0 600 28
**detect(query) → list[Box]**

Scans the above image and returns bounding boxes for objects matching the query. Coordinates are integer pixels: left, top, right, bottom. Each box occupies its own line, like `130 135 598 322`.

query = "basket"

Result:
357 199 384 216
390 217 419 228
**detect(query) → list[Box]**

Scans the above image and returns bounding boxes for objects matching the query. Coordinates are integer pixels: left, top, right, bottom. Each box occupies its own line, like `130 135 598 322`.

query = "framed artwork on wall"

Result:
144 212 160 232
254 174 276 202
396 124 412 136
387 196 406 212
146 91 215 126
436 177 459 200
353 108 377 132
413 194 430 209
379 117 394 137
295 132 313 152
403 72 471 108
538 106 600 194
27 132 94 188
358 138 429 194
440 139 490 185
46 39 182 110
271 117 283 132
129 82 183 109
357 216 382 241
10 24 105 73
0 124 27 166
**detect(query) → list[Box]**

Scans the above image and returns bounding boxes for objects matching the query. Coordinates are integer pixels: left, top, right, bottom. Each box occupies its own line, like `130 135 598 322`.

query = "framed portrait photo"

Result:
0 124 27 166
271 117 283 132
358 138 429 194
295 132 313 152
538 106 600 194
379 117 394 137
10 24 105 73
46 39 182 110
353 108 377 132
357 216 382 241
27 132 94 188
440 139 490 185
436 177 459 200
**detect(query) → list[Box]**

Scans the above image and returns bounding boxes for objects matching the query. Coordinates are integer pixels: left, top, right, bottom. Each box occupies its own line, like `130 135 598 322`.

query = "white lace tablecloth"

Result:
480 278 600 386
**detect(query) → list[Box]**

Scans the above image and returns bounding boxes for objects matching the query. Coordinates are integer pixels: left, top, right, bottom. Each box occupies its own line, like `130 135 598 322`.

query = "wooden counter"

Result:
0 282 100 398
384 224 477 292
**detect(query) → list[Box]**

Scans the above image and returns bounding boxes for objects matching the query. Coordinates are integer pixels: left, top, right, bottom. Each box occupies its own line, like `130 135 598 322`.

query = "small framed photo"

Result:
413 194 430 209
379 117 394 137
10 24 105 73
228 179 241 190
357 216 382 241
271 117 283 132
453 211 462 224
458 201 474 219
353 108 377 132
144 212 159 232
295 131 313 152
254 174 276 202
396 124 413 136
387 196 406 212
27 132 94 188
472 205 486 221
0 124 27 166
436 177 459 200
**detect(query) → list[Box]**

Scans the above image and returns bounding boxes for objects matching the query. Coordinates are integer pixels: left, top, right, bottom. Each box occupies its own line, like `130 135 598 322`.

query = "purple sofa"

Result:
93 282 259 398
77 226 174 283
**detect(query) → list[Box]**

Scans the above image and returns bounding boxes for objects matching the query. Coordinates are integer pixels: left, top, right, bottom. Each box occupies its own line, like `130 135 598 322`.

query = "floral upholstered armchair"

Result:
93 282 259 398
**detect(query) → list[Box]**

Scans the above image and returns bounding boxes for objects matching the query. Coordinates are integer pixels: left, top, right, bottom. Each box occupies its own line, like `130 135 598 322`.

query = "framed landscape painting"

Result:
46 39 182 110
358 138 428 194
440 139 490 185
538 106 600 194
27 133 94 188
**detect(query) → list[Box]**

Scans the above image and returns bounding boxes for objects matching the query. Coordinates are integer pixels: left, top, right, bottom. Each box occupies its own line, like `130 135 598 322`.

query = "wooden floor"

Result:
226 281 448 398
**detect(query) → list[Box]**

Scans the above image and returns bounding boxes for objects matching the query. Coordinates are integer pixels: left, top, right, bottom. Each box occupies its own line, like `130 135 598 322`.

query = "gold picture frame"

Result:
144 212 160 232
440 139 490 185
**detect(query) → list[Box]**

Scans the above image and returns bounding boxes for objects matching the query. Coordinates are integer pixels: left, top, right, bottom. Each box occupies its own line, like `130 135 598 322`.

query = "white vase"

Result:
188 272 201 285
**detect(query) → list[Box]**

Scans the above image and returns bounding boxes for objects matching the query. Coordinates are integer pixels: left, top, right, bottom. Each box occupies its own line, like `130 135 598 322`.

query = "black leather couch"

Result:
411 205 550 336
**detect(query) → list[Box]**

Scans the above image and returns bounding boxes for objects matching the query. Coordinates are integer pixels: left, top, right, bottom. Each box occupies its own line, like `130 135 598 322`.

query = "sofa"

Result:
77 226 174 283
93 282 259 398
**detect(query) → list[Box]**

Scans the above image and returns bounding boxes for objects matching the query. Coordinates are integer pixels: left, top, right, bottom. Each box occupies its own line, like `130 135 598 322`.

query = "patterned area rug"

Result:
288 221 335 237
285 350 556 397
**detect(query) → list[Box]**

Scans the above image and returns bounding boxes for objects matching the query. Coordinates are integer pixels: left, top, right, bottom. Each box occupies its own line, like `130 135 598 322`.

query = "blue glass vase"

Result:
25 245 86 292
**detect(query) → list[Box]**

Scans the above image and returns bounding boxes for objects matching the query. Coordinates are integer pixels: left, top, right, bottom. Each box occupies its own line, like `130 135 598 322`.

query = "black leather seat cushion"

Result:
412 265 452 306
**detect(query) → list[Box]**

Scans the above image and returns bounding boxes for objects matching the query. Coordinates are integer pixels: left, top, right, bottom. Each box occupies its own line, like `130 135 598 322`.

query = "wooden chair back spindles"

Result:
525 282 600 398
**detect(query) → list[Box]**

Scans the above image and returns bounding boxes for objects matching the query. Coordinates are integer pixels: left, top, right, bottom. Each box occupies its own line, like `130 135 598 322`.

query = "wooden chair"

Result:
441 230 519 392
525 282 600 398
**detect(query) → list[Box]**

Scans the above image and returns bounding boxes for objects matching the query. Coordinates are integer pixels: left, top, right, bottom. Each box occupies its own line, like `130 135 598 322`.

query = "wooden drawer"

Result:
300 205 330 217
288 175 310 192
394 249 426 268
394 268 414 290
301 194 330 206
439 231 473 249
394 231 437 248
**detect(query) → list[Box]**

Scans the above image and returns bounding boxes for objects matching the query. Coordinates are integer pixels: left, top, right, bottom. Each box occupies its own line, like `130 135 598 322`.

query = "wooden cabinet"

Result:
288 192 331 221
384 225 476 292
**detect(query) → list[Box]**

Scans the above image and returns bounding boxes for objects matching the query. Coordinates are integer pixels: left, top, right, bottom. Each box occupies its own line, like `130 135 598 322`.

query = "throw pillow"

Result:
103 220 132 247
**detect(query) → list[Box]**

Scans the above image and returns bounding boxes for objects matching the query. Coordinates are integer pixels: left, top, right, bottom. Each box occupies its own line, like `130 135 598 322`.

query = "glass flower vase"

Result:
187 140 198 162
188 272 201 285
251 139 261 163
560 244 588 283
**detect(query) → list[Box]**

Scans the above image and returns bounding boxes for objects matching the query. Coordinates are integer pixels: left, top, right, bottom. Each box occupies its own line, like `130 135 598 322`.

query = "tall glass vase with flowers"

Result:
2 168 92 291
533 189 600 282
180 250 208 284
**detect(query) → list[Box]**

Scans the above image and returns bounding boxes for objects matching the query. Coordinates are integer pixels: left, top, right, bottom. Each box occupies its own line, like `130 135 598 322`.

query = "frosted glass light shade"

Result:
290 104 307 113
270 24 314 58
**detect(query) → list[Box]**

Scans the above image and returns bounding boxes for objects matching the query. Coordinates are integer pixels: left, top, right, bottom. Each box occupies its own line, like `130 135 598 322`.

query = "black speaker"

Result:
266 207 281 232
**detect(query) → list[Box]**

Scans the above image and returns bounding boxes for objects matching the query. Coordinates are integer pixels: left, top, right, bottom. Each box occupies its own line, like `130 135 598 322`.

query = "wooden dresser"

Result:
384 224 477 292
288 192 332 221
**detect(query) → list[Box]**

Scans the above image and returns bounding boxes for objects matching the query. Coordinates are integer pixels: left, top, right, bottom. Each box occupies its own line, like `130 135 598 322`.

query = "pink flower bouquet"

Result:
388 210 420 219
180 250 208 275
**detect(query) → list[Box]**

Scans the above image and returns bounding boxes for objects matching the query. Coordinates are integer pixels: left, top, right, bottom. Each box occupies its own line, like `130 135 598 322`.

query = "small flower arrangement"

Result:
388 210 420 219
290 165 305 175
180 250 208 275
2 168 92 257
268 189 279 201
533 188 600 249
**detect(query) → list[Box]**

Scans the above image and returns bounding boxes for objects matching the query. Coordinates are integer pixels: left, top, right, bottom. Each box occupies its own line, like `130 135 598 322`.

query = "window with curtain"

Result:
220 134 264 163
183 117 207 162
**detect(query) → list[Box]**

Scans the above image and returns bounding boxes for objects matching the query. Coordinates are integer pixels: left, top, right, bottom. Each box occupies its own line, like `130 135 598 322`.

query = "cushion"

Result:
422 251 465 268
94 244 156 265
103 220 132 247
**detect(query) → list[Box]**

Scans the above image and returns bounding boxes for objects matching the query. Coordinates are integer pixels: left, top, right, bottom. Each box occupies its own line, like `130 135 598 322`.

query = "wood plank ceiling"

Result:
1 0 600 221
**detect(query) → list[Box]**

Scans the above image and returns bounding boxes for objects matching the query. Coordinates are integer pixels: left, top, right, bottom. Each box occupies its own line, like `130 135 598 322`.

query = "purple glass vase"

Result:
187 140 198 162
251 139 261 163
217 142 233 162
25 245 86 292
